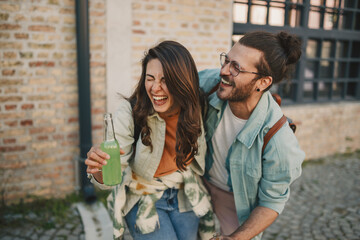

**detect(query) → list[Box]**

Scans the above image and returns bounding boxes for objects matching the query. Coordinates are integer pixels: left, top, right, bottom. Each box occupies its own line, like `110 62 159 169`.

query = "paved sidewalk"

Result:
1 152 359 240
263 152 360 240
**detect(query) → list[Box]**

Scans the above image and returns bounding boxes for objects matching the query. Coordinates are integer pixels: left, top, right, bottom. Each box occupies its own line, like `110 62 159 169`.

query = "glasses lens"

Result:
230 62 240 77
220 53 226 67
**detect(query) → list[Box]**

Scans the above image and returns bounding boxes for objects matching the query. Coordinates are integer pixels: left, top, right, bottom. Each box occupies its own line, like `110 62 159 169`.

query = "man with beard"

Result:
200 31 305 240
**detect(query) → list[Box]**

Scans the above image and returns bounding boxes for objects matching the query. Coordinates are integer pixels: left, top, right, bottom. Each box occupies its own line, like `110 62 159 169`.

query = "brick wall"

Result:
0 0 106 203
130 0 233 81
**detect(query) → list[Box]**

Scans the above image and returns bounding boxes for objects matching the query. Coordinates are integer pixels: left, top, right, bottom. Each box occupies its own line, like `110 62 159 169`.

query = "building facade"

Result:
0 0 359 203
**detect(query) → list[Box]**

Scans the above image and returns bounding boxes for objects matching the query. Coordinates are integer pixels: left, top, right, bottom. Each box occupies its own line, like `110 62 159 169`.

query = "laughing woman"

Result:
84 41 214 240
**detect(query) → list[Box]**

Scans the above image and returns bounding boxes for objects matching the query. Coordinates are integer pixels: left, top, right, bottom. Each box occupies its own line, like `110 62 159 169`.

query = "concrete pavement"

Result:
1 152 359 240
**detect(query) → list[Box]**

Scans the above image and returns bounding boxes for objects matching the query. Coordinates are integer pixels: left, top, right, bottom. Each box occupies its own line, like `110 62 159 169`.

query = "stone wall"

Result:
0 0 106 203
283 102 360 160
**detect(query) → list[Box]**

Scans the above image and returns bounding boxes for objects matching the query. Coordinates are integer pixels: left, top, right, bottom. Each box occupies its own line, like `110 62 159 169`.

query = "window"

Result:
233 0 360 103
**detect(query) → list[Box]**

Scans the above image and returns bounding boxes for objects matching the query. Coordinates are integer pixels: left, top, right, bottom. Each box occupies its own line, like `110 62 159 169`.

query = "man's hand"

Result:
227 206 278 240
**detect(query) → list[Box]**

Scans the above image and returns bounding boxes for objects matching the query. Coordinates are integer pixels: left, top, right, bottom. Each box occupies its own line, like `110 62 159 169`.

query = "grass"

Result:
0 189 110 230
302 149 360 168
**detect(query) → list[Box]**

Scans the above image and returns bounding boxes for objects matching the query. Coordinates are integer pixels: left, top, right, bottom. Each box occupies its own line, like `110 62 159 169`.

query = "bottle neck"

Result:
103 114 116 142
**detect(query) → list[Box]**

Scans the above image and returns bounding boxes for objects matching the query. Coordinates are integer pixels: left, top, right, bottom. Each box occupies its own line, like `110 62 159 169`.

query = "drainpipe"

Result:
75 0 96 204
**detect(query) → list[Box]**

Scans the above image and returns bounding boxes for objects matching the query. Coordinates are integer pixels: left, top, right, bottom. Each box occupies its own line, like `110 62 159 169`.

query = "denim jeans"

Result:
125 188 200 240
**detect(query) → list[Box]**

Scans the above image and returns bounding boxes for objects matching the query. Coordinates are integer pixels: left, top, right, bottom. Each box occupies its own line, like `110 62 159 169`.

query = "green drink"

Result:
101 113 122 186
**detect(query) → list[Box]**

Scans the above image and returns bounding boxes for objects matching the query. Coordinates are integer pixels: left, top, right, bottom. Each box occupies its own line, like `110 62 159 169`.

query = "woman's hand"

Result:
85 147 125 184
85 146 109 174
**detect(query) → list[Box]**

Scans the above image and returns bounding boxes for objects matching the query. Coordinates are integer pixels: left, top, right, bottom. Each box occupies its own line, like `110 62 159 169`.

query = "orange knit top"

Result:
153 112 181 178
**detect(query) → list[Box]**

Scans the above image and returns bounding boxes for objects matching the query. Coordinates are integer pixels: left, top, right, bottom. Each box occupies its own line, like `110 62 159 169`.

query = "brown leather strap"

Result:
272 93 282 106
262 115 287 154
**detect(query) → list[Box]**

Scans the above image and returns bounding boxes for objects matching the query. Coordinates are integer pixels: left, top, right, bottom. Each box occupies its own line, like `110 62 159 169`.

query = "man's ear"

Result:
258 76 273 91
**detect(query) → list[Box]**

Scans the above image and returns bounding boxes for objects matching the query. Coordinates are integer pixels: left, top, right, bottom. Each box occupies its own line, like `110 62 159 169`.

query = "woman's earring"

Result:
256 88 260 92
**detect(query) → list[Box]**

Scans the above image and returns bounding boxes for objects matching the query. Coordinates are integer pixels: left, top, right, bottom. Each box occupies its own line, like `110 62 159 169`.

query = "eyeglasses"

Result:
220 52 263 77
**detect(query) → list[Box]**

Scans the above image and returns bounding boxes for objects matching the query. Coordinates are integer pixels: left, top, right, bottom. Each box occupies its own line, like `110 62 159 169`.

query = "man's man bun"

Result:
277 31 302 65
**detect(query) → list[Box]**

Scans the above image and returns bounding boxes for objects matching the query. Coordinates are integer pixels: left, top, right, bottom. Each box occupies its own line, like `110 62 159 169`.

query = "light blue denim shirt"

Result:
199 69 305 227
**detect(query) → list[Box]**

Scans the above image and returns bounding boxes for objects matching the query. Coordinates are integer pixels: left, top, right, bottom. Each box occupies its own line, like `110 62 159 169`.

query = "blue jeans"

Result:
125 188 199 240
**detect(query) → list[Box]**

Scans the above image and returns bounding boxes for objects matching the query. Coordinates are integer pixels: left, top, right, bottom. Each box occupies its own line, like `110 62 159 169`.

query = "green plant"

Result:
0 192 82 229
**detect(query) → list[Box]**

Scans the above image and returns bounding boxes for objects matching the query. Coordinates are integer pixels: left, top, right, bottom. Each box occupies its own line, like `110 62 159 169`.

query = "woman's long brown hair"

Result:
128 41 203 171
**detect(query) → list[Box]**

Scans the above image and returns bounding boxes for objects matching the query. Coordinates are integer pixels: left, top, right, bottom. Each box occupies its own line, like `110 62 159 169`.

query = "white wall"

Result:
106 0 133 114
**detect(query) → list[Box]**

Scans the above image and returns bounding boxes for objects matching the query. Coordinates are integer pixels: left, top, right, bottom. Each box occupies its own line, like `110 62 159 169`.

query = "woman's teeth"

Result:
221 78 231 86
153 96 168 101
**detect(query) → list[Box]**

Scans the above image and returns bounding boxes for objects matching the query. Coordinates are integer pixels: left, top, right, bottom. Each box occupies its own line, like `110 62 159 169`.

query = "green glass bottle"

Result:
100 113 122 186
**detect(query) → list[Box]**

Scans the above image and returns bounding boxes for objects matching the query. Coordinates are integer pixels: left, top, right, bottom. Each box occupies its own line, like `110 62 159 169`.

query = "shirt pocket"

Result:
132 139 152 173
244 165 261 199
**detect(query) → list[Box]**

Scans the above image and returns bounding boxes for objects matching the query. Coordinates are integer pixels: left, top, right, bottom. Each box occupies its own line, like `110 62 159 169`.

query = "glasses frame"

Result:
220 52 264 77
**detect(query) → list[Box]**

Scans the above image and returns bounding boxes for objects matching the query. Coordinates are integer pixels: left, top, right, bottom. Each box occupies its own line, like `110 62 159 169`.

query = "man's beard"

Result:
217 76 257 102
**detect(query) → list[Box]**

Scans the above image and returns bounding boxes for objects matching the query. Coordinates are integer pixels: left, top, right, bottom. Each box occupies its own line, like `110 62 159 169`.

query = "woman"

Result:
85 41 214 240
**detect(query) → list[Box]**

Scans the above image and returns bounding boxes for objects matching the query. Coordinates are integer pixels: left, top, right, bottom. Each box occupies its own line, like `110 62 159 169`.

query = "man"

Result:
200 31 305 240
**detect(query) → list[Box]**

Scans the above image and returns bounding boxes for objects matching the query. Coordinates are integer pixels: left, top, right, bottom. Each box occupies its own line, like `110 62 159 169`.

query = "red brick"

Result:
133 29 145 34
5 88 18 94
91 108 104 114
37 135 49 141
0 96 22 102
29 61 55 67
1 42 22 51
20 119 33 126
0 112 25 120
4 120 18 127
1 60 23 67
14 33 29 39
92 125 102 130
21 104 34 110
28 43 55 49
60 8 74 14
68 102 78 108
53 134 64 140
0 23 21 30
29 126 55 134
2 69 15 76
89 11 104 17
67 133 78 139
3 138 16 144
68 117 78 123
3 52 17 58
3 153 18 161
28 25 55 32
0 162 27 169
27 95 55 101
90 61 105 67
5 104 16 110
0 13 10 21
0 79 23 86
0 146 26 152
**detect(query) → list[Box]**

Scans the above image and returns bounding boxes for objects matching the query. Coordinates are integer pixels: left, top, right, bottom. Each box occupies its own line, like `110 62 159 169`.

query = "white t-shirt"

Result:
208 103 247 191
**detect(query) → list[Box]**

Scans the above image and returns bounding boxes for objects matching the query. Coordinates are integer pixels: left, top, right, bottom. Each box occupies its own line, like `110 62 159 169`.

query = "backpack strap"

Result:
262 115 287 155
272 93 282 106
